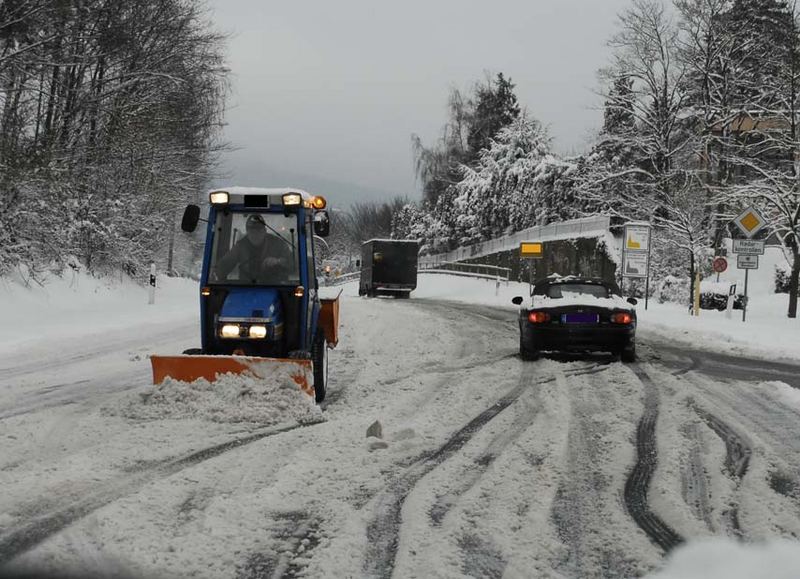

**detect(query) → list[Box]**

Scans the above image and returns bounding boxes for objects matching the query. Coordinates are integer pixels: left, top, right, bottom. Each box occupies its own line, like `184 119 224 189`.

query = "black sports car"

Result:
512 276 638 362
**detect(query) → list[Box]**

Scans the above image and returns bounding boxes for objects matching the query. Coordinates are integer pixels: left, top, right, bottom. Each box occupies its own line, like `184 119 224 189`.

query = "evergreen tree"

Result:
602 75 636 135
466 73 521 160
454 113 552 242
723 0 795 110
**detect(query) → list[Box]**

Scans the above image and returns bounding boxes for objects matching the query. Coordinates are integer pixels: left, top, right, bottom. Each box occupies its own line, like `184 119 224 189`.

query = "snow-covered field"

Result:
1 271 800 578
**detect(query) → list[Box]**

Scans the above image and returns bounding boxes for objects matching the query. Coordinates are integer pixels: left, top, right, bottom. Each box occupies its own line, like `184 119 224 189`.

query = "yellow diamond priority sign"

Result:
733 207 767 239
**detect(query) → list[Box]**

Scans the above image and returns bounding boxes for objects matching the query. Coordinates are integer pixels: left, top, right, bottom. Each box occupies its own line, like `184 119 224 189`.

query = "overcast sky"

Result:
208 0 632 205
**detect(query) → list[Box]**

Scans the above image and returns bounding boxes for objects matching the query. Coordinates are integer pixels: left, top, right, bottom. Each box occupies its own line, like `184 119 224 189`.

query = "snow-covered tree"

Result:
452 113 552 242
0 0 227 280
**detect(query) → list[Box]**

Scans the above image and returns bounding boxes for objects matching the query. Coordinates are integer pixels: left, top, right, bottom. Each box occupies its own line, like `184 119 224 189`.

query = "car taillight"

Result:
611 312 633 324
528 311 551 324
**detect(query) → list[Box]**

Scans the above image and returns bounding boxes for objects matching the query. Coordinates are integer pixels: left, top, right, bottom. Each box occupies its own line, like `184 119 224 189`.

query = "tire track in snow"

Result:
363 363 536 579
678 372 800 536
623 365 684 552
692 404 752 535
550 365 642 578
0 421 321 566
236 512 322 579
429 369 544 527
679 422 714 531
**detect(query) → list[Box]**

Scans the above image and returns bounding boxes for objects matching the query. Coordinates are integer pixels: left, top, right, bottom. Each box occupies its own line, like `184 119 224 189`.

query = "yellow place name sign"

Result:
520 242 543 258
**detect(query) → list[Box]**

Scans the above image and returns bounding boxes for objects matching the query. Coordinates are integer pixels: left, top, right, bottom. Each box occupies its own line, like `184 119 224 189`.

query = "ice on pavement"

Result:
114 372 323 425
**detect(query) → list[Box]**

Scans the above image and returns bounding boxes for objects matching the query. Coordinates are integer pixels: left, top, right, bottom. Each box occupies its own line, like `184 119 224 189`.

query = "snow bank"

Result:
115 372 323 425
638 294 800 361
768 380 800 412
649 538 800 579
0 268 198 353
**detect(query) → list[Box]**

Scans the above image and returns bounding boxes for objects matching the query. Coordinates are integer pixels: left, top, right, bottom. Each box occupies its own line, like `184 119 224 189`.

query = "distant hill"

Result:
211 163 416 209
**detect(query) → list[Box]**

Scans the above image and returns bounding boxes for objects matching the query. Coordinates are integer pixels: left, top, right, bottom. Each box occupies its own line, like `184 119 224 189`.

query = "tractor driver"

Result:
213 214 295 283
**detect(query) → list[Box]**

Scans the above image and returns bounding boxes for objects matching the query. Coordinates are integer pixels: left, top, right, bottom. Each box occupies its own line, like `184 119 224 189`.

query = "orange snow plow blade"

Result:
150 355 314 398
319 295 340 347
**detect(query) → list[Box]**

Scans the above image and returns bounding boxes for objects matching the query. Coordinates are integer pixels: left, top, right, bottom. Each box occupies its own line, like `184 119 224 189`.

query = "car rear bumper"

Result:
522 324 635 352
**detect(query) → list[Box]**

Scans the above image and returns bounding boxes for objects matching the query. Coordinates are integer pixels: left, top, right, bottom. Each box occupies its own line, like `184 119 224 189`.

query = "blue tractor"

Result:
151 187 339 403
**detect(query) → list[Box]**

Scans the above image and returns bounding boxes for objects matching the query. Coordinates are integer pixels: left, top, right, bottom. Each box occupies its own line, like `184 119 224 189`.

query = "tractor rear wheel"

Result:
312 332 327 403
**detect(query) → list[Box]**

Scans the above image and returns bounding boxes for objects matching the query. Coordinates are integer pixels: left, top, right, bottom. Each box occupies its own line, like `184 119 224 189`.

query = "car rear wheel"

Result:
519 335 539 361
312 332 327 403
620 343 636 363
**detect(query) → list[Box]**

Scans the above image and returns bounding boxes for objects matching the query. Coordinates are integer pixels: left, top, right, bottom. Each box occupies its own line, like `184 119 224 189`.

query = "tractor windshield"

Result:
209 211 300 285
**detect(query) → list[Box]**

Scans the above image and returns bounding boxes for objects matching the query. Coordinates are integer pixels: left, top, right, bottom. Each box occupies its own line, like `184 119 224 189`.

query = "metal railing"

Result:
320 271 360 287
419 261 511 284
418 215 611 268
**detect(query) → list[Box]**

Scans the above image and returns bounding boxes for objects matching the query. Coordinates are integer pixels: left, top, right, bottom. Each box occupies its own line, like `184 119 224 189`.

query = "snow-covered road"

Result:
2 279 800 578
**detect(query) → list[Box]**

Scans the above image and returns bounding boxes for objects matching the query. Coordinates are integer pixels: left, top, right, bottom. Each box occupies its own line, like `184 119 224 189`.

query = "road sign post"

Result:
735 254 759 322
730 207 767 323
520 242 544 293
148 262 156 305
743 269 749 323
622 223 652 309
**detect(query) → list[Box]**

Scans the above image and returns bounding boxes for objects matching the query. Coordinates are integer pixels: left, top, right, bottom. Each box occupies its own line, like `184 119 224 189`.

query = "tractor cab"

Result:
152 187 338 403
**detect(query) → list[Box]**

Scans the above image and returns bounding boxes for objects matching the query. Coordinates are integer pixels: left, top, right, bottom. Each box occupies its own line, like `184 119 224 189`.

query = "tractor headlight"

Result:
282 193 302 207
209 191 230 205
220 324 241 338
249 325 268 339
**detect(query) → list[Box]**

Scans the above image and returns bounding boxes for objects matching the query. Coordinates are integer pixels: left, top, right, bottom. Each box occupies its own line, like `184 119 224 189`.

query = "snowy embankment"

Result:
0 269 198 353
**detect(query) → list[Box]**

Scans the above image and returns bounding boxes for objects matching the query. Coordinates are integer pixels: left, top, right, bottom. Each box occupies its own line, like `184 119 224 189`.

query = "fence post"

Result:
148 262 156 305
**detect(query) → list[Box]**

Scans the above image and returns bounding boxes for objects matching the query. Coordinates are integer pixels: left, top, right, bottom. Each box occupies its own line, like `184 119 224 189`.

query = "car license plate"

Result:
562 313 599 324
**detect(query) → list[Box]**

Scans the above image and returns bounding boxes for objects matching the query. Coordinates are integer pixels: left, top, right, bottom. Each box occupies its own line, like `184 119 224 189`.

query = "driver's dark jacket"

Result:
215 235 294 282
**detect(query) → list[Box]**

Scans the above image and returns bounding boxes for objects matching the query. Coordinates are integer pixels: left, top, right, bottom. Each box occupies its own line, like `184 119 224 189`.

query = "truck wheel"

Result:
312 333 327 403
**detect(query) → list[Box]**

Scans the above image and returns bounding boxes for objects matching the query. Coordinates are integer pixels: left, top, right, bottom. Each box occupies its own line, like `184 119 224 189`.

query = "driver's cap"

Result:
246 214 266 229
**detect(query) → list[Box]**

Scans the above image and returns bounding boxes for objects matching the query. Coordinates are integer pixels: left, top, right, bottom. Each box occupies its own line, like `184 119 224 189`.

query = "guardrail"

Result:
320 271 360 287
418 214 611 267
419 261 511 284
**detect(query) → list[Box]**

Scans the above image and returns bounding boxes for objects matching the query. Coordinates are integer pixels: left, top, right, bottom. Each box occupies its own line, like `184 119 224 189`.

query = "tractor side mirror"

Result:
512 296 524 306
181 204 201 232
313 210 330 237
627 297 639 306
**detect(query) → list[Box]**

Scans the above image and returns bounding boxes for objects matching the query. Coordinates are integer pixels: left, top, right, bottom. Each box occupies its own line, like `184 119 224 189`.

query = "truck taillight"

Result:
528 311 550 324
611 312 633 324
